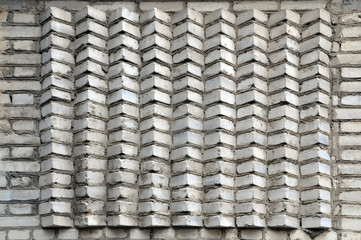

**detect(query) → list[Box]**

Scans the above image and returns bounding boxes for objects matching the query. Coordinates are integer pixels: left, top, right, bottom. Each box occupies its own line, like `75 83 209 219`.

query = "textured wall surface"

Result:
1 0 361 239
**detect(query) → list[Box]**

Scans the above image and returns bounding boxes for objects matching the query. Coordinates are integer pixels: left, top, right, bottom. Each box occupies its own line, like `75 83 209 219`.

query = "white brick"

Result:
140 2 183 12
281 0 327 10
14 40 36 51
33 229 56 239
75 6 106 23
13 13 36 23
234 7 268 25
234 1 278 11
0 216 39 227
342 26 361 38
8 230 30 240
0 26 41 38
341 40 361 51
40 7 72 23
187 2 230 11
269 10 300 26
0 54 40 64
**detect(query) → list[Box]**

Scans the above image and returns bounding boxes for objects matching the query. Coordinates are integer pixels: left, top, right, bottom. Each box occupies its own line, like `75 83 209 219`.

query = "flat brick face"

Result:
0 0 361 239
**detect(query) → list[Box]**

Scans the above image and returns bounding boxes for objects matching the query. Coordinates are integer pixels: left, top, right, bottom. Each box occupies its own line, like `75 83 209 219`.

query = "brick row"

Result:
106 7 140 227
235 9 268 228
170 8 204 227
299 9 332 229
267 10 300 229
73 6 108 228
39 7 75 228
203 9 236 228
138 8 172 227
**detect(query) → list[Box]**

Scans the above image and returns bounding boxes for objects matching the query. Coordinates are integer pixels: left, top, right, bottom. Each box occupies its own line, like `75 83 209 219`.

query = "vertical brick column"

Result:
106 7 140 227
73 6 108 227
267 10 300 228
203 9 236 228
170 8 204 227
39 7 75 228
235 9 268 228
139 8 172 227
299 9 332 229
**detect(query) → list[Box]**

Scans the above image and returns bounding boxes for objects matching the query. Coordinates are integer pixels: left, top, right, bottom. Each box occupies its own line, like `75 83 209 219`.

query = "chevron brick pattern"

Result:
106 7 140 227
170 8 204 227
73 6 109 228
2 5 346 235
235 9 268 228
299 9 332 229
39 7 75 228
203 8 237 228
267 9 301 229
139 9 172 228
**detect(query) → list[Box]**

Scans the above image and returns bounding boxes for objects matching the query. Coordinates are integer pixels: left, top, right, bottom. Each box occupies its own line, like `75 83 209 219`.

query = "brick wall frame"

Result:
1 0 361 239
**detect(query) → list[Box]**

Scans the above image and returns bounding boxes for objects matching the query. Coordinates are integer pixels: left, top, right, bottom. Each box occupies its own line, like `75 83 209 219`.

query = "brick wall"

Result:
0 0 361 239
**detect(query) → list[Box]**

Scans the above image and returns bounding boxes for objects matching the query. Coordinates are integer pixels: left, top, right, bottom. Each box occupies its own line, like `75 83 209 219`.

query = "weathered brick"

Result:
234 1 279 11
14 67 37 77
0 26 41 38
140 2 184 12
281 0 327 10
57 229 79 240
342 26 361 38
33 229 56 240
187 2 230 11
13 13 36 23
8 230 31 240
0 216 39 227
